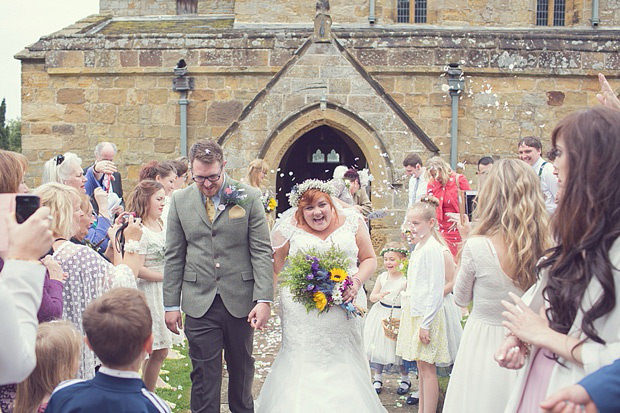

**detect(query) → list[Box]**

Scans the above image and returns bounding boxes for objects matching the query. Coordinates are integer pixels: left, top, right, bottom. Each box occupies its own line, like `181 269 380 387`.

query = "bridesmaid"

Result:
242 159 276 229
442 159 551 412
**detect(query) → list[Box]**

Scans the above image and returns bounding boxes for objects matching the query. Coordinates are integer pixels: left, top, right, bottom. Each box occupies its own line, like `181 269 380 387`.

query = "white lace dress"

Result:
256 211 385 412
53 241 137 379
137 225 182 350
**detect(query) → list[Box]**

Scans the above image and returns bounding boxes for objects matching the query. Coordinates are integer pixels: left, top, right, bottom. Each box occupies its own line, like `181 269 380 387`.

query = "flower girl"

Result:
396 196 453 413
126 180 181 392
364 242 410 395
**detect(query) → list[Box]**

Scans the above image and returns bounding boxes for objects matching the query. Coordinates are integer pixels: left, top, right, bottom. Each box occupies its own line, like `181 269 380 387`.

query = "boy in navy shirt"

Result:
46 288 171 413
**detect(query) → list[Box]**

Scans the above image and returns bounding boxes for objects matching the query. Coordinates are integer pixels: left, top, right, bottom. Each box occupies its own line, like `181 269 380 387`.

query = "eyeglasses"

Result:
191 166 223 184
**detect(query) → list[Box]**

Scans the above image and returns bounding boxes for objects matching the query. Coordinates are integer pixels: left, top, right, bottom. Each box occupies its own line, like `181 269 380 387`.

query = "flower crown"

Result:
379 247 409 257
288 179 336 207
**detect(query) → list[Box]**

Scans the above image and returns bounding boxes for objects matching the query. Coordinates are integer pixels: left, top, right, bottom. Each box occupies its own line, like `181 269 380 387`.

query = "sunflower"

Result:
313 291 327 311
329 268 348 282
267 197 277 211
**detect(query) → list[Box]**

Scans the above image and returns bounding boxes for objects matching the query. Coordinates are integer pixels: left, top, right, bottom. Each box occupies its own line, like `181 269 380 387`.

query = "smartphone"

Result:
0 194 41 252
465 191 478 222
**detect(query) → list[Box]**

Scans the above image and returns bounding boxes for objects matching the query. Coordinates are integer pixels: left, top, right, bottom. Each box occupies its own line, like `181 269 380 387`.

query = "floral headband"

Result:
288 179 336 207
379 247 409 257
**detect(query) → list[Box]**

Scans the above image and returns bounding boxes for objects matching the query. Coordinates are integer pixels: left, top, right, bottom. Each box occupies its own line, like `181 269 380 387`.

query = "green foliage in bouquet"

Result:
280 246 352 314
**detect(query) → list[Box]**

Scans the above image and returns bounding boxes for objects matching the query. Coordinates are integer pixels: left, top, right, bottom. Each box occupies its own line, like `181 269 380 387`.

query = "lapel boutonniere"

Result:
218 184 247 211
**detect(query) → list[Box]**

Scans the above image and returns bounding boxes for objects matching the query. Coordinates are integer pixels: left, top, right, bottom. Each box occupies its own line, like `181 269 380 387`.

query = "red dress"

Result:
427 173 471 256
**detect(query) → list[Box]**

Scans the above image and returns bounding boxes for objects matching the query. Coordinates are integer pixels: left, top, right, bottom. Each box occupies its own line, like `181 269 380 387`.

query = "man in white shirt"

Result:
403 153 427 208
518 137 559 214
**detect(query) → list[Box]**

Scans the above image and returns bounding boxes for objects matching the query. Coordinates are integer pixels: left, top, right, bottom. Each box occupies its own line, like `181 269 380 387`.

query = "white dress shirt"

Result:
532 157 559 215
408 168 428 209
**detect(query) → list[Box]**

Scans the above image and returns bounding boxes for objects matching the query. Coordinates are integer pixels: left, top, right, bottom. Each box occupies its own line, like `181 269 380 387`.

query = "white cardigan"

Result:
504 237 620 412
0 260 46 385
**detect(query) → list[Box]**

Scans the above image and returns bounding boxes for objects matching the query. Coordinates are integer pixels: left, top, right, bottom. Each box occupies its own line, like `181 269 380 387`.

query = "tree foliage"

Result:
0 98 22 152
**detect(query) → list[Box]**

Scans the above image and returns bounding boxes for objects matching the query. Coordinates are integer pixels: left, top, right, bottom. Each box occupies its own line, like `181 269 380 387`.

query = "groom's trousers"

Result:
185 295 255 413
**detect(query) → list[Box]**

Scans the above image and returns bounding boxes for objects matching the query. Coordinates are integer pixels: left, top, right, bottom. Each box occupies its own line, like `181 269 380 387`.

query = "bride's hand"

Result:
343 276 361 303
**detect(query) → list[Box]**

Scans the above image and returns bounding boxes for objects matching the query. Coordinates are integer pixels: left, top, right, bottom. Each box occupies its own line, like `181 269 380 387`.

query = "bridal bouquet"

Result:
281 247 362 318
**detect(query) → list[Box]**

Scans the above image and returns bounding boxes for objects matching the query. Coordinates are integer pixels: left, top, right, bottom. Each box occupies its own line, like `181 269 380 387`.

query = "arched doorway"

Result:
276 125 367 213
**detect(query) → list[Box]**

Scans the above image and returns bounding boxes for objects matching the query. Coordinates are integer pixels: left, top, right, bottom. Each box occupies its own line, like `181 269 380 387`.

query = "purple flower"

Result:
306 274 314 280
306 284 315 291
311 261 320 272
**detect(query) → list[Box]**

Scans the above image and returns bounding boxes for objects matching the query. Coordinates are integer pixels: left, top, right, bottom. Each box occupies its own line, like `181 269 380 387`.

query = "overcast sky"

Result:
0 0 99 120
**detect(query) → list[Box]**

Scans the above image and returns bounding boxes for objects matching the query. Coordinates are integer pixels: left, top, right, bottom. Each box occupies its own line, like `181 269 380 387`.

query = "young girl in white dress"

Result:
364 242 409 395
126 180 180 392
396 196 454 413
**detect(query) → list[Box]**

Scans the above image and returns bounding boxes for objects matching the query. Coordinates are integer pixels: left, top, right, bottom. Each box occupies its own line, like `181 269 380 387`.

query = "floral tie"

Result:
205 197 216 222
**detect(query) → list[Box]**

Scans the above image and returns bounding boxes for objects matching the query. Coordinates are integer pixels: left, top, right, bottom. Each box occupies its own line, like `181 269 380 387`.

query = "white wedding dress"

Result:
256 209 386 412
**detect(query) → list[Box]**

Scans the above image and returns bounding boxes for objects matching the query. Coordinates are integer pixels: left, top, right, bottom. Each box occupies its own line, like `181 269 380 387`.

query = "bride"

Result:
256 180 386 412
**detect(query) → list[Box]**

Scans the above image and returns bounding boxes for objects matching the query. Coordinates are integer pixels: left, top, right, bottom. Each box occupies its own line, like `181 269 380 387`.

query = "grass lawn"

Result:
156 343 192 412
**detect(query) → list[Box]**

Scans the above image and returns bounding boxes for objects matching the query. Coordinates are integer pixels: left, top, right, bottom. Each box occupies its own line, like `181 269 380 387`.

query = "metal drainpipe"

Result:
179 91 189 157
368 0 376 24
172 60 194 157
591 0 600 27
446 63 465 170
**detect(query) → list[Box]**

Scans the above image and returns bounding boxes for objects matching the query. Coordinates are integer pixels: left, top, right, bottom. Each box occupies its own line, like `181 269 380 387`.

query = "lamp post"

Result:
172 59 194 157
446 63 464 170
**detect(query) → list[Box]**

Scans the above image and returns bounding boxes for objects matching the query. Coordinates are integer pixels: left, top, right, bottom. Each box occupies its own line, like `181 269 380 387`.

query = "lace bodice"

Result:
286 211 362 276
138 225 166 274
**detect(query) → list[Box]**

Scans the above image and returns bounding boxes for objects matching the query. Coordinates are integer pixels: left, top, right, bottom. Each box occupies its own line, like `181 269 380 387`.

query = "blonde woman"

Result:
34 183 142 379
243 159 276 228
425 157 471 257
14 321 82 413
442 159 551 412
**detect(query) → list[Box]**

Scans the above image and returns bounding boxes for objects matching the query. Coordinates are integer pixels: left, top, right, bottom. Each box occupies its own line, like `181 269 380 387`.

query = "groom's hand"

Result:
247 302 271 330
165 311 183 335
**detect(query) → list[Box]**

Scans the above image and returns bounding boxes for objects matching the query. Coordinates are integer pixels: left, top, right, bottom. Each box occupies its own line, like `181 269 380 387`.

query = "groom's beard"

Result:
200 180 222 197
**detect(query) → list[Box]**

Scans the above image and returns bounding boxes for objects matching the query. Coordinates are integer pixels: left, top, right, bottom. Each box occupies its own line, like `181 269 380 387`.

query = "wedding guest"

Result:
396 196 453 413
70 195 109 260
0 207 53 386
0 151 63 411
84 142 123 213
139 161 176 224
126 180 180 391
242 159 276 228
476 156 494 189
45 288 171 413
139 161 176 197
163 159 189 192
425 157 471 256
541 358 620 413
344 168 372 217
43 152 113 247
14 321 82 413
443 159 551 412
34 183 143 379
42 153 87 192
403 153 427 208
497 107 620 411
364 242 409 395
330 165 354 205
517 136 559 215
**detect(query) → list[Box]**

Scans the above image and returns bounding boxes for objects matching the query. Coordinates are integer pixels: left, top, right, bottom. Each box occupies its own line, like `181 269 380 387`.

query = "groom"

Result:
163 139 274 412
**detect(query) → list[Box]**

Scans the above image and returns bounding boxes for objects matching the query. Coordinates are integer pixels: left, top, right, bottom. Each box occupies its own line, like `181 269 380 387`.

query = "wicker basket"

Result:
381 317 400 341
381 294 400 341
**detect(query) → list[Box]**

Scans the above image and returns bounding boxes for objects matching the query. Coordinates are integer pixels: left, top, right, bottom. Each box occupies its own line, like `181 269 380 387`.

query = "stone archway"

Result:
259 102 395 212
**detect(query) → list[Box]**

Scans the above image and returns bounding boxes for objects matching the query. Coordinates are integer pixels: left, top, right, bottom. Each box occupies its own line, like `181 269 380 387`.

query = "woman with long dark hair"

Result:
496 106 620 412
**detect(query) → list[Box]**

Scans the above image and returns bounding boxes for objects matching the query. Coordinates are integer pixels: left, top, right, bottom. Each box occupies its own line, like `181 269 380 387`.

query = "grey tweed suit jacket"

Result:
163 177 274 319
